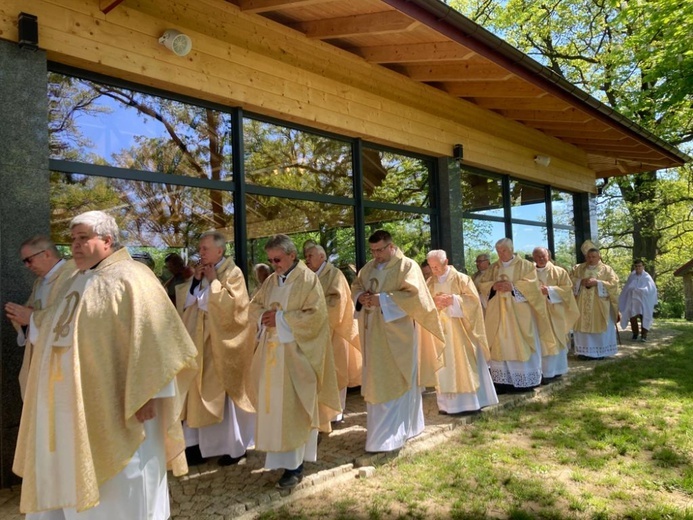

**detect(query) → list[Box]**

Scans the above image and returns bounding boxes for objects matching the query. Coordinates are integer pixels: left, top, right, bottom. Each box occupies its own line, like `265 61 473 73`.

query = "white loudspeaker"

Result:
159 29 192 57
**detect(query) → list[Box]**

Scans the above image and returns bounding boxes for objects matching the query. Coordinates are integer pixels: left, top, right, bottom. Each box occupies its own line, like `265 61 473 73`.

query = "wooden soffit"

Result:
224 0 689 177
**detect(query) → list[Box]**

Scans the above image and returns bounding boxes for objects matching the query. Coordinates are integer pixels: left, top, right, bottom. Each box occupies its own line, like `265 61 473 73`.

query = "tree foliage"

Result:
449 0 693 316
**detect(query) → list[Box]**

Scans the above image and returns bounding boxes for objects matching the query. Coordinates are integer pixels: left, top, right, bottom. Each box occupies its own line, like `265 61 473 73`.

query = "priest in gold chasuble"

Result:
477 238 555 392
571 244 619 359
424 250 498 414
532 247 580 381
13 211 197 519
352 230 444 453
249 235 340 490
177 232 255 467
4 235 75 401
305 244 362 423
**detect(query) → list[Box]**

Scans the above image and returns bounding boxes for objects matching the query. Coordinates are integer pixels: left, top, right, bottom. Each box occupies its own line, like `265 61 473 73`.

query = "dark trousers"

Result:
630 315 648 338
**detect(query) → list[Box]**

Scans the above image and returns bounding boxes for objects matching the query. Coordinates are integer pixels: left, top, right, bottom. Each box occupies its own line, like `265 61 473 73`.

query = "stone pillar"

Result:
0 39 49 487
436 157 464 269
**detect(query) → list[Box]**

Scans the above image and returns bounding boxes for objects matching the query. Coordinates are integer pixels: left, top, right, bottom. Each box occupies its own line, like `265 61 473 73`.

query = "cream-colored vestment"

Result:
14 248 197 516
424 266 498 412
477 255 554 387
571 261 619 358
249 261 340 457
13 259 76 400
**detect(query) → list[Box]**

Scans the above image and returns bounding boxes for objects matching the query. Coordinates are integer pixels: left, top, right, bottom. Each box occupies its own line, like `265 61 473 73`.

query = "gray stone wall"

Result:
436 157 464 270
0 39 49 487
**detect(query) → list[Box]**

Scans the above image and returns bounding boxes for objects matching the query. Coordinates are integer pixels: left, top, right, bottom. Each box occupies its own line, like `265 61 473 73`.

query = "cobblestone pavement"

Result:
0 330 670 520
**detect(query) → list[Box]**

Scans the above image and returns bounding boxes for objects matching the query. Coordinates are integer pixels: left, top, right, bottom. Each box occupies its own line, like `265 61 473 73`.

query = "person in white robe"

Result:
178 232 255 467
352 230 443 453
532 247 580 382
5 235 75 400
571 243 619 359
13 210 197 520
425 250 498 414
619 259 658 342
249 235 340 489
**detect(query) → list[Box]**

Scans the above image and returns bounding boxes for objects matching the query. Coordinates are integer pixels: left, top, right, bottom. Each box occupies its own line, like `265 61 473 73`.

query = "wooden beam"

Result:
235 0 338 14
441 81 545 98
547 128 627 139
396 62 513 82
475 97 572 111
351 42 477 63
290 11 418 39
498 108 593 123
100 0 125 14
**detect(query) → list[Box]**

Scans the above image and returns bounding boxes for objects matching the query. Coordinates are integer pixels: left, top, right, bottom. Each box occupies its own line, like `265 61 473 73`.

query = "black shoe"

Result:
276 464 304 489
218 452 247 466
632 334 638 340
185 445 207 466
494 383 512 395
438 410 449 415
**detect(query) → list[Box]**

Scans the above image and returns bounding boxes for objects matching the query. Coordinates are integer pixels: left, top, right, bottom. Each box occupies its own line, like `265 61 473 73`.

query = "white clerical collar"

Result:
316 261 327 276
43 258 65 281
501 257 514 267
536 266 547 272
436 265 451 283
214 258 225 269
279 262 299 283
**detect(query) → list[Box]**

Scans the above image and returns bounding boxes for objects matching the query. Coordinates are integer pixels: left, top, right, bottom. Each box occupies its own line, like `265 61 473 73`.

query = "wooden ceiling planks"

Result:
223 0 686 175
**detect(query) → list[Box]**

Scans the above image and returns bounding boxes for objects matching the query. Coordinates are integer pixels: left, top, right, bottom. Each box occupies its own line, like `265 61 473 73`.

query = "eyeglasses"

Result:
268 257 283 264
476 259 489 264
369 244 391 255
22 250 46 265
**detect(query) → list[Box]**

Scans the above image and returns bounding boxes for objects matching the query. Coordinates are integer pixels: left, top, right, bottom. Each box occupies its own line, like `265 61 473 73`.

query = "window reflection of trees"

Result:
48 72 435 274
51 173 234 249
244 120 353 197
363 148 430 206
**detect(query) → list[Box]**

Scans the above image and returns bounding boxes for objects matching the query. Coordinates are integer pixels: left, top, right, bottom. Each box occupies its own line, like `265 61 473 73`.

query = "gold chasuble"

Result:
352 249 444 405
178 257 255 428
317 262 362 389
537 261 580 354
477 255 555 362
249 262 341 452
14 248 197 514
571 261 619 334
13 259 76 400
425 267 490 394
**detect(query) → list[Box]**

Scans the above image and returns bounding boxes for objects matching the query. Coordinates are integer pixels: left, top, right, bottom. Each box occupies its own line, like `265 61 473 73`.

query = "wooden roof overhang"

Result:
215 0 690 178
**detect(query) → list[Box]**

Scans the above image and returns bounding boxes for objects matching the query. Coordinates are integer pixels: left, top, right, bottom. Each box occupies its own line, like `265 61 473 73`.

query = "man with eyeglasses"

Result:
12 210 197 519
249 234 340 489
352 230 443 453
177 232 256 467
305 244 362 425
4 236 74 400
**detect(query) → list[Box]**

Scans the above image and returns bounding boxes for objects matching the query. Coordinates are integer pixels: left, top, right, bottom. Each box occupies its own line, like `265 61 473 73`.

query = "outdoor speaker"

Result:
453 144 464 161
18 13 38 51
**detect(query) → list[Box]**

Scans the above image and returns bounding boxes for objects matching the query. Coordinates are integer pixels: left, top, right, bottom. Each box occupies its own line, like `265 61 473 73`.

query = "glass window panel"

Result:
243 119 353 197
50 172 235 275
364 208 431 264
551 190 575 227
510 180 546 222
48 73 233 181
460 170 504 218
511 222 548 260
363 148 430 207
462 219 506 274
245 194 355 290
553 228 577 270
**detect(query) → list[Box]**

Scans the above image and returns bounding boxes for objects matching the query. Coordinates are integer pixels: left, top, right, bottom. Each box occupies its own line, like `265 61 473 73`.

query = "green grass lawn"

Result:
260 321 693 519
